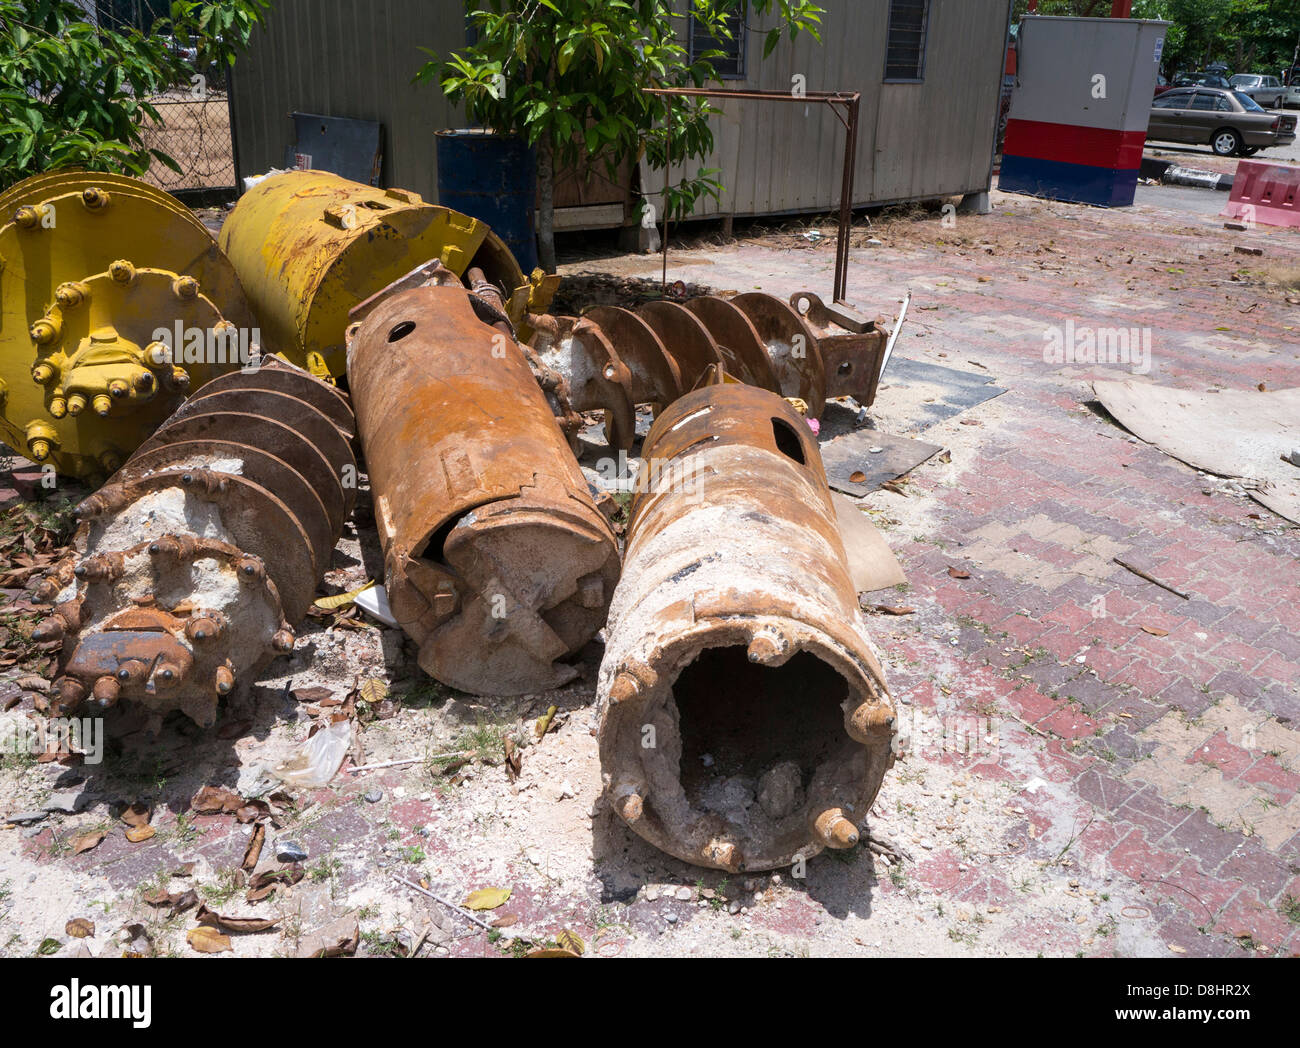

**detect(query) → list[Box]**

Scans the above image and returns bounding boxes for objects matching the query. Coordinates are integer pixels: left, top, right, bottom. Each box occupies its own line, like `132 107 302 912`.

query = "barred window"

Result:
884 0 930 82
689 6 747 80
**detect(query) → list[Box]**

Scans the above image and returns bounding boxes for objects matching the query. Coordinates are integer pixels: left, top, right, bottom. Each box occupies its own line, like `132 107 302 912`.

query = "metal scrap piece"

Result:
34 360 355 729
597 384 897 872
346 284 620 696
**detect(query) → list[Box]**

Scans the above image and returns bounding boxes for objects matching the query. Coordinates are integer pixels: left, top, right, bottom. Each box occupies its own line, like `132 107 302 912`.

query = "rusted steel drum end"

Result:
597 385 896 872
34 360 355 729
349 284 619 696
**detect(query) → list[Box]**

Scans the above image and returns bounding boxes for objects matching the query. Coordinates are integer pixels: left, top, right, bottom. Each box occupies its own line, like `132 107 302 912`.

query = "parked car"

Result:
1171 72 1233 90
1285 74 1300 109
1148 87 1298 156
1229 74 1286 109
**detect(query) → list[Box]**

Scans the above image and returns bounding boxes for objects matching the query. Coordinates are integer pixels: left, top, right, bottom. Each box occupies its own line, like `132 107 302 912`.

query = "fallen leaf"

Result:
125 825 156 844
359 677 388 707
120 802 152 828
191 785 244 814
196 904 278 933
556 929 586 956
1140 625 1170 637
850 470 867 483
535 705 558 739
947 566 971 579
242 822 265 871
491 914 519 928
65 918 95 938
462 887 512 911
72 831 106 855
527 947 581 958
186 926 232 954
37 937 62 956
504 736 521 782
291 686 334 705
314 581 375 611
873 604 916 616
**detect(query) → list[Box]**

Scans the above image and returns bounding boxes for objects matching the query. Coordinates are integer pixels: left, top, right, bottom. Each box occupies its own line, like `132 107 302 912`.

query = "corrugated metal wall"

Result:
229 0 465 197
230 0 1012 216
647 0 1013 218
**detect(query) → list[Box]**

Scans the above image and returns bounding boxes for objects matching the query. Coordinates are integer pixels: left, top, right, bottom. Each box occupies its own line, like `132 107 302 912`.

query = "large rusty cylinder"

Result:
347 283 620 696
597 384 897 873
0 171 256 481
33 359 356 730
525 290 889 452
218 170 558 380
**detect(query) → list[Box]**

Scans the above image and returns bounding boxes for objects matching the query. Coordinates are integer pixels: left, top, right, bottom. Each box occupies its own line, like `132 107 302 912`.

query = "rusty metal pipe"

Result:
527 290 888 451
35 360 356 729
347 284 620 696
597 384 896 872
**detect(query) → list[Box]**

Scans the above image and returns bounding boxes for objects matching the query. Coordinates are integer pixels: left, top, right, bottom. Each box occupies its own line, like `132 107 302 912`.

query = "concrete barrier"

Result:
1221 160 1300 228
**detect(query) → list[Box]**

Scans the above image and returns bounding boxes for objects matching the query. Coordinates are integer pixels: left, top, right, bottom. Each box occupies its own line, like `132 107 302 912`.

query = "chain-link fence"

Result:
135 81 236 193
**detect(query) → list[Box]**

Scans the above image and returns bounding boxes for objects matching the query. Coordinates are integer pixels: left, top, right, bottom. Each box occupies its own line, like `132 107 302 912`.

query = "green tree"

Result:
0 0 270 189
418 1 825 274
1012 0 1300 77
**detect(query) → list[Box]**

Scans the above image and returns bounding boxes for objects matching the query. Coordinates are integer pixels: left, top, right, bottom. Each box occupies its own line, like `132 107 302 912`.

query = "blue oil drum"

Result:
435 129 538 273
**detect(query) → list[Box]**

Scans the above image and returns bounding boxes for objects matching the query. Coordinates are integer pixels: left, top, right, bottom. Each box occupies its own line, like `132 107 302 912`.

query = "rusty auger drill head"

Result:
33 359 356 730
596 384 897 873
525 290 890 452
347 283 621 697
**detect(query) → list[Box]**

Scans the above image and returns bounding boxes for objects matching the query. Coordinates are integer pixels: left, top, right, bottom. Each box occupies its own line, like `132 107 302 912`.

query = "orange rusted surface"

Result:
597 384 896 872
348 284 620 696
526 290 889 451
35 360 355 730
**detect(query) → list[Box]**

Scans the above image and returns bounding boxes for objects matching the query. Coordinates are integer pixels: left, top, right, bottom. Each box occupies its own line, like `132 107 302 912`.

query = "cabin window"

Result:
885 0 930 82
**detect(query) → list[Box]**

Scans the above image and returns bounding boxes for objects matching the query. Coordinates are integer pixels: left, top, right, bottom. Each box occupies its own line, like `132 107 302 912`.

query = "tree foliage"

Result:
1012 0 1300 76
417 0 825 272
0 0 270 188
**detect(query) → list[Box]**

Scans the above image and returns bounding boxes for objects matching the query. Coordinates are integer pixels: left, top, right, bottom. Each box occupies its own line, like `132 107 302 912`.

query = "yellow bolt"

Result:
108 380 130 399
14 205 40 229
54 283 88 309
30 317 61 345
29 439 51 462
92 395 113 417
49 397 67 419
81 187 109 209
67 394 87 416
145 341 172 366
109 260 135 284
172 276 199 300
31 363 56 385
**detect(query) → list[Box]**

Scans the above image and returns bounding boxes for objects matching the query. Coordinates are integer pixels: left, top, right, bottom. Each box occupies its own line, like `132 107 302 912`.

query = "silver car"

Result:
1229 74 1286 109
1148 87 1297 156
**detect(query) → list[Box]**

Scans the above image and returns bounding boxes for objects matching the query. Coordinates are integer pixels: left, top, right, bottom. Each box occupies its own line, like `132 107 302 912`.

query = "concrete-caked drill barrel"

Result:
34 360 356 729
0 171 256 480
347 283 620 696
597 385 897 872
218 170 557 380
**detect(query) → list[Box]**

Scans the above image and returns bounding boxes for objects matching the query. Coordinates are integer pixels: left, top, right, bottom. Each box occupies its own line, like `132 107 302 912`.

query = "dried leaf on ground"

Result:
186 926 232 954
125 825 156 843
191 785 244 814
947 566 971 579
65 918 95 938
72 830 106 854
462 887 512 911
196 904 278 933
